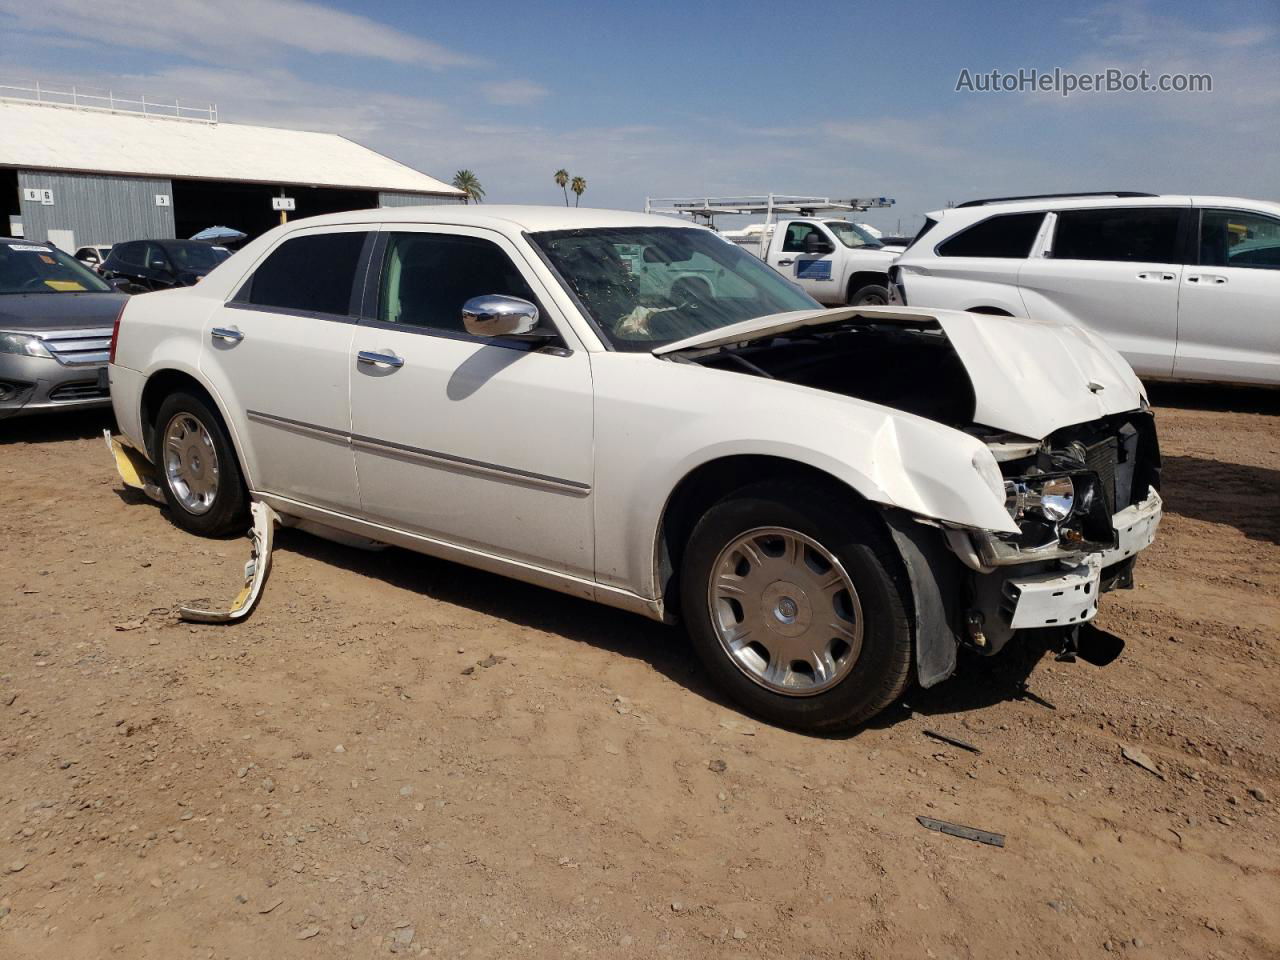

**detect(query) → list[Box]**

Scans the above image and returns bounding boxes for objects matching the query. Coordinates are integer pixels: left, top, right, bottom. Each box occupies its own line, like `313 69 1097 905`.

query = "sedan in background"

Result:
101 239 232 293
0 237 126 418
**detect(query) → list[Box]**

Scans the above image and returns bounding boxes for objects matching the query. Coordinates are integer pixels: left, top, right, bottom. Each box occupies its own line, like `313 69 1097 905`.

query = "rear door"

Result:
1174 206 1280 384
199 225 370 512
348 225 595 578
1016 204 1190 378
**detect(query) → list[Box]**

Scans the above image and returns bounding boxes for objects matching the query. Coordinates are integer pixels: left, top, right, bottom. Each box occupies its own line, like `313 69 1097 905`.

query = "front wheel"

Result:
680 481 913 732
849 283 890 306
152 391 248 536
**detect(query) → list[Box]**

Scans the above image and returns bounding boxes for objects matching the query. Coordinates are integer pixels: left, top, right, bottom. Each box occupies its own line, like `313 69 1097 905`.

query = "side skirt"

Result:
254 493 667 624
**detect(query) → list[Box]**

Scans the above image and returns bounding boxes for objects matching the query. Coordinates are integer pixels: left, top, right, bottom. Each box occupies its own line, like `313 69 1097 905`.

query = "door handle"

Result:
211 327 244 343
1186 275 1228 285
777 259 794 266
1136 272 1176 281
357 350 404 369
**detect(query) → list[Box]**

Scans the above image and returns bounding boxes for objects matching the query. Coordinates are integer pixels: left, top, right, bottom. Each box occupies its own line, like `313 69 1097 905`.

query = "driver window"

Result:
1200 210 1280 270
782 223 818 253
378 233 540 333
145 243 171 272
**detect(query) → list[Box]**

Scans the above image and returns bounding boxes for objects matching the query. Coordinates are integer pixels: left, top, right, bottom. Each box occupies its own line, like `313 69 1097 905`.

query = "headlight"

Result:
1004 475 1075 522
0 332 52 358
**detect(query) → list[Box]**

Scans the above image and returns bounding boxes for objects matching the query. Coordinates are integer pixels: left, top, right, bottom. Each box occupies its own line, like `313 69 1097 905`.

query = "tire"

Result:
849 283 890 306
679 480 912 732
151 390 248 537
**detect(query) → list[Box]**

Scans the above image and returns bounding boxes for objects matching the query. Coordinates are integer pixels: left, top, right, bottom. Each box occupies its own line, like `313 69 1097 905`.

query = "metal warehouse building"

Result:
1 84 464 251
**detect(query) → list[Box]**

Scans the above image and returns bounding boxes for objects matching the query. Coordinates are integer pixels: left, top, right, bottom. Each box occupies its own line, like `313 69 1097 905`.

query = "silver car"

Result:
0 237 127 419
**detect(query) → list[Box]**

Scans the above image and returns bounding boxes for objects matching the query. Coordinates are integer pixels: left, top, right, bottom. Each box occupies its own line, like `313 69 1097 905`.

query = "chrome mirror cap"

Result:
462 295 541 338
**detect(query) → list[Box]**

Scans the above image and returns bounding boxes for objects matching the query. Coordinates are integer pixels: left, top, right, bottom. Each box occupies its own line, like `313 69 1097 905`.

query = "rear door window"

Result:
246 231 370 316
936 212 1045 258
1052 207 1182 263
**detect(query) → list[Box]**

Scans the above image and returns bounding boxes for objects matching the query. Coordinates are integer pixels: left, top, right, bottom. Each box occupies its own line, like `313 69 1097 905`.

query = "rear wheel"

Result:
152 391 248 536
680 481 913 732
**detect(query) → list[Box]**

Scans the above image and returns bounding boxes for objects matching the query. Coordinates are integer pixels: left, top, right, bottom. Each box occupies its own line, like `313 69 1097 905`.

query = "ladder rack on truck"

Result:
644 194 894 228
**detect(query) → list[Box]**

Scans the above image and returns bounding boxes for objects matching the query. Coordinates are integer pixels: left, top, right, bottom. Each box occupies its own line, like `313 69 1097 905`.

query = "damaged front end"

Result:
948 410 1163 655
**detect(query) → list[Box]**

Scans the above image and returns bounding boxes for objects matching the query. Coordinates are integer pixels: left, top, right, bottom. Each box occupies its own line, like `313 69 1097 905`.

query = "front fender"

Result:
590 354 1015 599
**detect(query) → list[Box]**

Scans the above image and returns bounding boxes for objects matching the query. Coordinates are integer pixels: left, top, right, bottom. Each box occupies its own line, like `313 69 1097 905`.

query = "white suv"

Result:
890 193 1280 386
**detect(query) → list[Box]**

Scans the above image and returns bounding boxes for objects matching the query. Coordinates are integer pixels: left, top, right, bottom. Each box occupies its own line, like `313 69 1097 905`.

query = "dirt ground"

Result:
1 385 1277 960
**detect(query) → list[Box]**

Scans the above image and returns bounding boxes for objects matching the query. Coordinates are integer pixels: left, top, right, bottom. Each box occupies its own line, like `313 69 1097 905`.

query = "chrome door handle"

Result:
211 327 243 342
357 350 404 369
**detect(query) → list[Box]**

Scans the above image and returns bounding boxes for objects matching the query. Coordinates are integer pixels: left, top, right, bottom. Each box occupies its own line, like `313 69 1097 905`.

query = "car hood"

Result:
0 291 128 332
654 305 1146 440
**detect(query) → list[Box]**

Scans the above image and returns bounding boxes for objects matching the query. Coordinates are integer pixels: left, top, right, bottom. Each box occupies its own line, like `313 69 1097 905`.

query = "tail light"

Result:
108 299 127 365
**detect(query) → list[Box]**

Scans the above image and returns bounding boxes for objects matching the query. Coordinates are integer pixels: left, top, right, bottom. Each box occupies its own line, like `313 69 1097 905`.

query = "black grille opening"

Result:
49 381 109 402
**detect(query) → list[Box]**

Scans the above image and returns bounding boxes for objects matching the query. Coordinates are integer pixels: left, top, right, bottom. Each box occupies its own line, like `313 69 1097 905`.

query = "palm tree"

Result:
554 168 569 206
451 170 485 204
570 175 586 207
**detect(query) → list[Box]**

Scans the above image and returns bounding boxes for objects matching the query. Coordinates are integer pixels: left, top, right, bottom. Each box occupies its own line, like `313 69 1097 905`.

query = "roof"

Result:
0 100 463 196
273 204 705 233
929 195 1280 219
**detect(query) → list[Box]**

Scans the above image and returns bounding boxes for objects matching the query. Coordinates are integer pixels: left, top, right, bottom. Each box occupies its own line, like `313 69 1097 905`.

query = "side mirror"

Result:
803 233 833 255
462 295 546 338
106 276 130 291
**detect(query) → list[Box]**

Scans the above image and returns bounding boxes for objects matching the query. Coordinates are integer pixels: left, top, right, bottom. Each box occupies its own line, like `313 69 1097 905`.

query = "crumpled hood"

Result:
0 291 128 332
654 305 1145 440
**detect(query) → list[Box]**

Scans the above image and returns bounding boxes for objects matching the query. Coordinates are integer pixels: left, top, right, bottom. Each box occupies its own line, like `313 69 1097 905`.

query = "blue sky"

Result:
1 0 1276 232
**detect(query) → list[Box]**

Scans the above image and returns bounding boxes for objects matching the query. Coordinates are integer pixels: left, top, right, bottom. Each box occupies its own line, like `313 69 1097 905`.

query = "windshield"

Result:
825 220 883 249
531 226 819 351
168 242 230 272
0 242 112 295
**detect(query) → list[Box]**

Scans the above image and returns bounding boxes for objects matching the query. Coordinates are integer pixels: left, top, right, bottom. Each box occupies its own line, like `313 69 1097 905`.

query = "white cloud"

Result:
482 79 550 106
0 0 479 68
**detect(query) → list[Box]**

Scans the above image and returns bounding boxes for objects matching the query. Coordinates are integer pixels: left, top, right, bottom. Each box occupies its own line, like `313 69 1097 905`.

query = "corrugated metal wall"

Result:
16 170 175 249
378 191 466 208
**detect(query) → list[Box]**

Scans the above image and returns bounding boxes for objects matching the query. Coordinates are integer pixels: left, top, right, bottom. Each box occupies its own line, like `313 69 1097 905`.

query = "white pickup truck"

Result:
725 219 899 306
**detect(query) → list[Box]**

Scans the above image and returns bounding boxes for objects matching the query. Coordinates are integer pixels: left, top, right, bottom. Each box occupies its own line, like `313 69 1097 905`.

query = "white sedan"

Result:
107 206 1163 731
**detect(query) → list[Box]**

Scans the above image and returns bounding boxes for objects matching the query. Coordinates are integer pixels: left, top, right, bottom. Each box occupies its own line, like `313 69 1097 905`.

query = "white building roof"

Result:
0 100 464 196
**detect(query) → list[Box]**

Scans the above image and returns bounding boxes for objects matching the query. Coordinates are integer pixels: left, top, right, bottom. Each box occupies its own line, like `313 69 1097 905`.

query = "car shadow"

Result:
1161 454 1280 545
1146 381 1280 415
0 408 116 445
271 527 1106 739
271 528 731 706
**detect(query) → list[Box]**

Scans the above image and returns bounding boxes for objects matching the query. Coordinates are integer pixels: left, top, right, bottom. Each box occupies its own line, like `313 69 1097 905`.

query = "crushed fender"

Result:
179 501 278 624
103 429 165 504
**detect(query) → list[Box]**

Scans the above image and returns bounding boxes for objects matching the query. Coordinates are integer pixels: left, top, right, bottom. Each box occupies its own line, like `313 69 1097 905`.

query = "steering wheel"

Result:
19 275 48 291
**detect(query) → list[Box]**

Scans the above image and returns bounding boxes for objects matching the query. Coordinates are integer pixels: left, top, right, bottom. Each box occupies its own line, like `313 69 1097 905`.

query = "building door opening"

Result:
172 180 379 242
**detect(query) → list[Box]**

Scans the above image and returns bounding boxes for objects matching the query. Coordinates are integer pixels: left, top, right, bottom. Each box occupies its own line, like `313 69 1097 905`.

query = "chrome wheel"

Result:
162 413 219 515
707 527 863 696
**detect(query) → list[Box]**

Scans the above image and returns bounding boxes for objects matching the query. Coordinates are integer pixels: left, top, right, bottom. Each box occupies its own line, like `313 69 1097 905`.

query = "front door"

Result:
1016 205 1190 379
199 226 370 512
770 221 841 303
1175 207 1280 385
349 227 595 578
